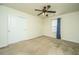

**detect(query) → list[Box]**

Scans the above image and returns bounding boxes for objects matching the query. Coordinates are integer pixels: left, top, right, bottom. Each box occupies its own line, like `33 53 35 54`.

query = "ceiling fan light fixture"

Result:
42 13 45 16
47 5 51 9
46 14 48 17
35 5 56 16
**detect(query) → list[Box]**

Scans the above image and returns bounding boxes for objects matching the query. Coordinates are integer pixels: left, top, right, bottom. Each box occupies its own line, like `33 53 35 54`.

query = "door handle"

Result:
8 30 10 32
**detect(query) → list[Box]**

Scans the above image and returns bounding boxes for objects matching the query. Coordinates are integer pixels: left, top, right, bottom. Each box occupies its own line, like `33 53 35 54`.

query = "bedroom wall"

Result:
43 11 79 43
60 11 79 43
0 5 43 47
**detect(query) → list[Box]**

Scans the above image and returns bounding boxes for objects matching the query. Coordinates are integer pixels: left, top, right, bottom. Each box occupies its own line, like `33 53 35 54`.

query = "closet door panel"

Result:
0 14 8 48
8 15 26 44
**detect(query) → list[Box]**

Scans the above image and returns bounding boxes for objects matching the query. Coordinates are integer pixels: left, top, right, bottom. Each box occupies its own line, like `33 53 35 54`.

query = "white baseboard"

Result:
0 44 8 48
62 39 79 44
8 35 43 45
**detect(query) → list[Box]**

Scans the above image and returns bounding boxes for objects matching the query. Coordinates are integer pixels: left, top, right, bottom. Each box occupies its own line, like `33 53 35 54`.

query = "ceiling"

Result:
1 3 79 18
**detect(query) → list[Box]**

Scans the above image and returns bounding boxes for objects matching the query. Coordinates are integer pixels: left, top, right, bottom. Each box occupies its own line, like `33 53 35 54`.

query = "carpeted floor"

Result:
0 36 79 55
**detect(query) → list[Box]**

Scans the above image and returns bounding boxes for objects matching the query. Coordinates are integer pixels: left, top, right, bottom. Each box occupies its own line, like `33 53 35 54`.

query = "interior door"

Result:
0 14 8 48
8 15 27 44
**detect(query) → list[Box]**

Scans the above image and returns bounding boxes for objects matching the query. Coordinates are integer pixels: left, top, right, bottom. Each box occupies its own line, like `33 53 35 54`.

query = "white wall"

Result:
43 12 79 43
60 12 79 43
0 5 43 47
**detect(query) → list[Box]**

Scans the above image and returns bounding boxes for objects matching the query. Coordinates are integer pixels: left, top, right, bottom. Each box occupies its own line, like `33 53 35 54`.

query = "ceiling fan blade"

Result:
47 11 56 13
46 14 48 17
35 9 42 11
37 12 43 16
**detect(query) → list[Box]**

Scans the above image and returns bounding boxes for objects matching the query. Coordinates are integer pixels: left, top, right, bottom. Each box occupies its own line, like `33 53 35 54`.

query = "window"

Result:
52 20 57 32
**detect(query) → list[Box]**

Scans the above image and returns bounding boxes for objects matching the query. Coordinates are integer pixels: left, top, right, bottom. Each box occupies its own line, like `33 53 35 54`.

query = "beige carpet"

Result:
0 36 79 55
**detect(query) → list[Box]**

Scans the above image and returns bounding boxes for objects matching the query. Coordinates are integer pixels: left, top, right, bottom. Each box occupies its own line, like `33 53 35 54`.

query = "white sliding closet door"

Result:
8 15 27 44
0 14 8 48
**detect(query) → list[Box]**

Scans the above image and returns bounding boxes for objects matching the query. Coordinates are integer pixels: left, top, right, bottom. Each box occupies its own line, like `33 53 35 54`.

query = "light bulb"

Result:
42 13 45 16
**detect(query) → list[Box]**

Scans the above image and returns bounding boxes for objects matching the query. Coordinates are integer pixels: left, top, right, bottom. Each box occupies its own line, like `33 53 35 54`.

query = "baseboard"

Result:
0 35 79 48
43 35 79 44
8 35 43 45
62 39 79 44
0 44 8 48
42 35 56 39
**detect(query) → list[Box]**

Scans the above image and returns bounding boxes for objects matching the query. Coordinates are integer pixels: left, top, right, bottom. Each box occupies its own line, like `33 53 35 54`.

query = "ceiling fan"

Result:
35 5 56 17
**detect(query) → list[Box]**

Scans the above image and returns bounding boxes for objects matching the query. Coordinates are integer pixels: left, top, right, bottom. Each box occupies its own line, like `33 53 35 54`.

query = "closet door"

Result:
0 14 8 48
8 15 27 44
